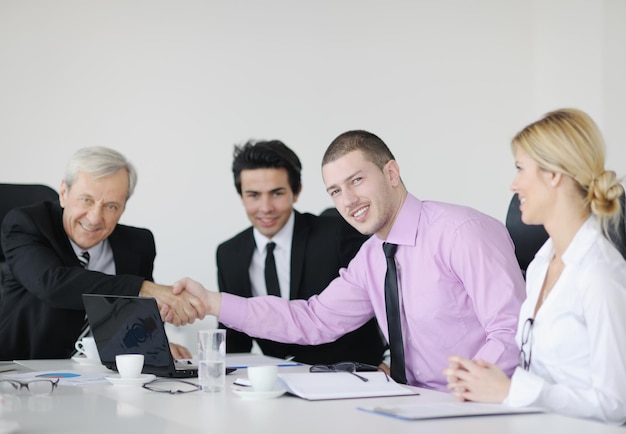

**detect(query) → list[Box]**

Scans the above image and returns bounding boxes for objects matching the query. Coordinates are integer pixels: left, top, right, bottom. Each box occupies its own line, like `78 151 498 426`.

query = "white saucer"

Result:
232 387 287 400
71 356 102 366
105 373 156 387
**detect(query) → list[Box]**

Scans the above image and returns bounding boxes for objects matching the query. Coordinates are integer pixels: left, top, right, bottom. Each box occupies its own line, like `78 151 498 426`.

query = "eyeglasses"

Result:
0 378 59 396
518 317 534 371
142 379 201 394
309 362 389 382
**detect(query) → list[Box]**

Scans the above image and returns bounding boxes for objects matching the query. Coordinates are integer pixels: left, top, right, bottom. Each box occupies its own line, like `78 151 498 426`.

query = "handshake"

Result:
139 277 221 326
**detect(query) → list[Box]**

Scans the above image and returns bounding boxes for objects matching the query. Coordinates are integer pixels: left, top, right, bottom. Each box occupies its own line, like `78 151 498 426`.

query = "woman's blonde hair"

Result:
511 108 624 237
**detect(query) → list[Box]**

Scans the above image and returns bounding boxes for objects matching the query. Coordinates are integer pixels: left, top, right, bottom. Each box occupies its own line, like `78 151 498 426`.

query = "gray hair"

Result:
64 146 138 200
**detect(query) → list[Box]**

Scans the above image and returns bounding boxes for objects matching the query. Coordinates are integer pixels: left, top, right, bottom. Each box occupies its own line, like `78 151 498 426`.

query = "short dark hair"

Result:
322 130 395 170
232 140 302 195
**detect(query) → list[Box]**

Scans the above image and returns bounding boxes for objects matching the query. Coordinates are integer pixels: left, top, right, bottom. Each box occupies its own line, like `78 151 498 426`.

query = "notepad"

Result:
278 371 418 400
358 402 542 420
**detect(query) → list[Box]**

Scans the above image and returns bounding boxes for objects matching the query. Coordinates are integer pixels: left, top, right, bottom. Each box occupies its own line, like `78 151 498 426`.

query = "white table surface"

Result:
1 358 624 434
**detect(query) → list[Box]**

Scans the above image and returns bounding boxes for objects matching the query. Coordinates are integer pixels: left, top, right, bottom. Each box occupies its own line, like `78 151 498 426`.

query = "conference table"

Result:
0 357 624 434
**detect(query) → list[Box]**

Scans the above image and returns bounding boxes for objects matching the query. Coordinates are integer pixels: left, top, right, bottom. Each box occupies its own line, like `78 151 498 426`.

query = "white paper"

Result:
2 370 108 386
278 371 418 400
176 354 301 368
359 401 542 420
225 354 301 368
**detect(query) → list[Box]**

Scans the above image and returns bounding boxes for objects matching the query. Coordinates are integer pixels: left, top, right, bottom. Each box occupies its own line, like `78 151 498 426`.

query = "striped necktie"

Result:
73 251 92 356
78 251 90 269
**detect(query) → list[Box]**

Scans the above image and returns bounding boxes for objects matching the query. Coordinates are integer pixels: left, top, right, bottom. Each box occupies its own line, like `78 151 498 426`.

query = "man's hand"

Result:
139 281 207 326
379 362 390 376
169 342 192 360
172 277 222 317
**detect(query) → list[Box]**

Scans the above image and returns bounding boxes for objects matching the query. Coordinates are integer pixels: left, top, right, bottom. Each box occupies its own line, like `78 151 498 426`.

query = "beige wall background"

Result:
1 0 625 348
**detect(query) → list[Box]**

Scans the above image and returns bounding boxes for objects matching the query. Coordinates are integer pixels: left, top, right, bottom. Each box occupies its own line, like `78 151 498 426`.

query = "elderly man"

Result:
0 146 205 360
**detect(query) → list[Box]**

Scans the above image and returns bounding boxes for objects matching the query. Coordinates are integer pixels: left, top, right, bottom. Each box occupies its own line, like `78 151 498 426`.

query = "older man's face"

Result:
59 169 129 250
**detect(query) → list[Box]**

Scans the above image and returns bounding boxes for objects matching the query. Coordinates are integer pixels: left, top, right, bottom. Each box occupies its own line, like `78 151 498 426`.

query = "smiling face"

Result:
511 149 555 225
322 150 403 239
240 167 299 239
59 169 129 250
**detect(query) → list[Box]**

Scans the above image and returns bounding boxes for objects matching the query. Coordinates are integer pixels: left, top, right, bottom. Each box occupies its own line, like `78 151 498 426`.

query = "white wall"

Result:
1 0 625 348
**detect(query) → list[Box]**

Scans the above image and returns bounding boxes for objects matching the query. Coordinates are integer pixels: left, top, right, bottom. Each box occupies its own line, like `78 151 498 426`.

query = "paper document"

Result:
278 371 418 400
225 354 301 368
359 401 542 420
0 362 18 373
2 370 108 386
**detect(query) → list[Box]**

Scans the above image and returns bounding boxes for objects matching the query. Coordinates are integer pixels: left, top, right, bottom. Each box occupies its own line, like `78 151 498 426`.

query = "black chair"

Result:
319 207 341 218
505 194 549 278
0 183 58 262
505 192 626 278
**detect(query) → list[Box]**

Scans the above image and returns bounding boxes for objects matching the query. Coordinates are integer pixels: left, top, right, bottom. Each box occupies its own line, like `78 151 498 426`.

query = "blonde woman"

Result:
445 108 626 425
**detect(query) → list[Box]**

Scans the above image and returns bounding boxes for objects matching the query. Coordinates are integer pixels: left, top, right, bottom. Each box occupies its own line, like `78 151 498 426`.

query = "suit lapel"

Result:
50 202 83 265
108 229 139 274
240 230 255 296
290 212 308 299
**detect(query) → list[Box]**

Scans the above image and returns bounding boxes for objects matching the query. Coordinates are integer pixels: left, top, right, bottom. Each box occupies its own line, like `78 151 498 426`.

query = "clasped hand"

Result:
141 277 220 326
443 356 511 403
139 280 210 326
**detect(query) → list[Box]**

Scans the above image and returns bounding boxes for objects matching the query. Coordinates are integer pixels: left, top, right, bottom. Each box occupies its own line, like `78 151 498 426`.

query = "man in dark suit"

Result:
0 146 205 360
217 140 385 365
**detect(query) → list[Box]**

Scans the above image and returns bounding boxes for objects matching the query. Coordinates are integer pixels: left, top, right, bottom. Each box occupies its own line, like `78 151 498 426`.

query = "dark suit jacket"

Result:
0 201 155 360
216 211 385 365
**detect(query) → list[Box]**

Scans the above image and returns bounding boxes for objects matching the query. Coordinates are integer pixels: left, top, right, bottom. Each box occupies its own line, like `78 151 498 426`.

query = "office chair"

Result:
505 194 549 277
319 207 341 218
0 183 58 262
505 191 626 278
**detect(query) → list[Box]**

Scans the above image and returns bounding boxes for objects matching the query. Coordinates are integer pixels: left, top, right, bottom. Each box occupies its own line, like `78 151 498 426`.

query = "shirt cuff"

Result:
504 367 544 407
218 292 249 329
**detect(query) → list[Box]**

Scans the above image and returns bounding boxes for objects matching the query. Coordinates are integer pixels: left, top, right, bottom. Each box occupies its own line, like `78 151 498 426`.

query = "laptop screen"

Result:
82 294 175 376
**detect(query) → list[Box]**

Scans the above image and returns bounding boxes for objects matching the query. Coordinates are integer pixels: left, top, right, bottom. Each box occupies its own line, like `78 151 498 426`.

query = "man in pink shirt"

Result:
175 130 525 391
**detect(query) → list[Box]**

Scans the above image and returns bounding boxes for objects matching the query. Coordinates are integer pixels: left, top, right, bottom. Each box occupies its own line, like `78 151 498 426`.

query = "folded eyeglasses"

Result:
142 379 201 394
0 378 59 396
309 362 389 382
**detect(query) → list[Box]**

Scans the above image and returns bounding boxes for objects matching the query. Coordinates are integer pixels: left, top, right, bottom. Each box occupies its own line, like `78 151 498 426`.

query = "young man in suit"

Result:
176 130 525 391
216 140 385 365
0 146 205 360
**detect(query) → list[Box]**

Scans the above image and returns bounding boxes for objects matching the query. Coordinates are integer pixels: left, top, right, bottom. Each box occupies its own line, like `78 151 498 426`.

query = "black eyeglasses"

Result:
142 379 201 394
518 318 534 371
309 362 389 382
0 378 59 396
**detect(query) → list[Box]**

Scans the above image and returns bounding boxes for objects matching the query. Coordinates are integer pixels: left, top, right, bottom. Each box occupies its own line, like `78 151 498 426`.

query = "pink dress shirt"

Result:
220 194 526 390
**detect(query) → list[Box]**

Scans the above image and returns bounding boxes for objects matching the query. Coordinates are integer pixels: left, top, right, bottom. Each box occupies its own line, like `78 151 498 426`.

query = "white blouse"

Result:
505 217 626 425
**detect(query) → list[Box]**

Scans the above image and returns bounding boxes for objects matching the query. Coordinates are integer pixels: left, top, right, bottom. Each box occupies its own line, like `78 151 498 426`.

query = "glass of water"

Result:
197 329 226 392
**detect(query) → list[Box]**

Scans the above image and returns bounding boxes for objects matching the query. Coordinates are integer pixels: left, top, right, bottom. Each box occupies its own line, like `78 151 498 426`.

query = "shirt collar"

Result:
535 215 599 266
380 193 421 248
253 210 295 252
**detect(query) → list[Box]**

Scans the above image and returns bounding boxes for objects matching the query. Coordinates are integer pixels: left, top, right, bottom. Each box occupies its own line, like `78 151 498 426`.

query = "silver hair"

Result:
64 146 137 200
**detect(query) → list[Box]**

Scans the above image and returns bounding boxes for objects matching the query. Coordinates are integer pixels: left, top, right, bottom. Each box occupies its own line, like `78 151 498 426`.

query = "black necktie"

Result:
383 242 407 384
264 242 281 297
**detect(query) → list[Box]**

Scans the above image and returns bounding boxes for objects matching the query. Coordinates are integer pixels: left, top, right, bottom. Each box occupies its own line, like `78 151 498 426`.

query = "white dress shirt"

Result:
250 212 294 298
505 216 626 425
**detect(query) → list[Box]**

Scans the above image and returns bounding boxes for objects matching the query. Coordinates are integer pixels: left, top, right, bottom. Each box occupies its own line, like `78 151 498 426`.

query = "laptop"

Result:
82 294 235 378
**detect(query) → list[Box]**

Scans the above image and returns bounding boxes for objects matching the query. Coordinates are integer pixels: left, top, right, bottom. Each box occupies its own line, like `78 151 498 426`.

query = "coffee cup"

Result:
247 365 278 392
115 354 144 379
74 336 100 362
